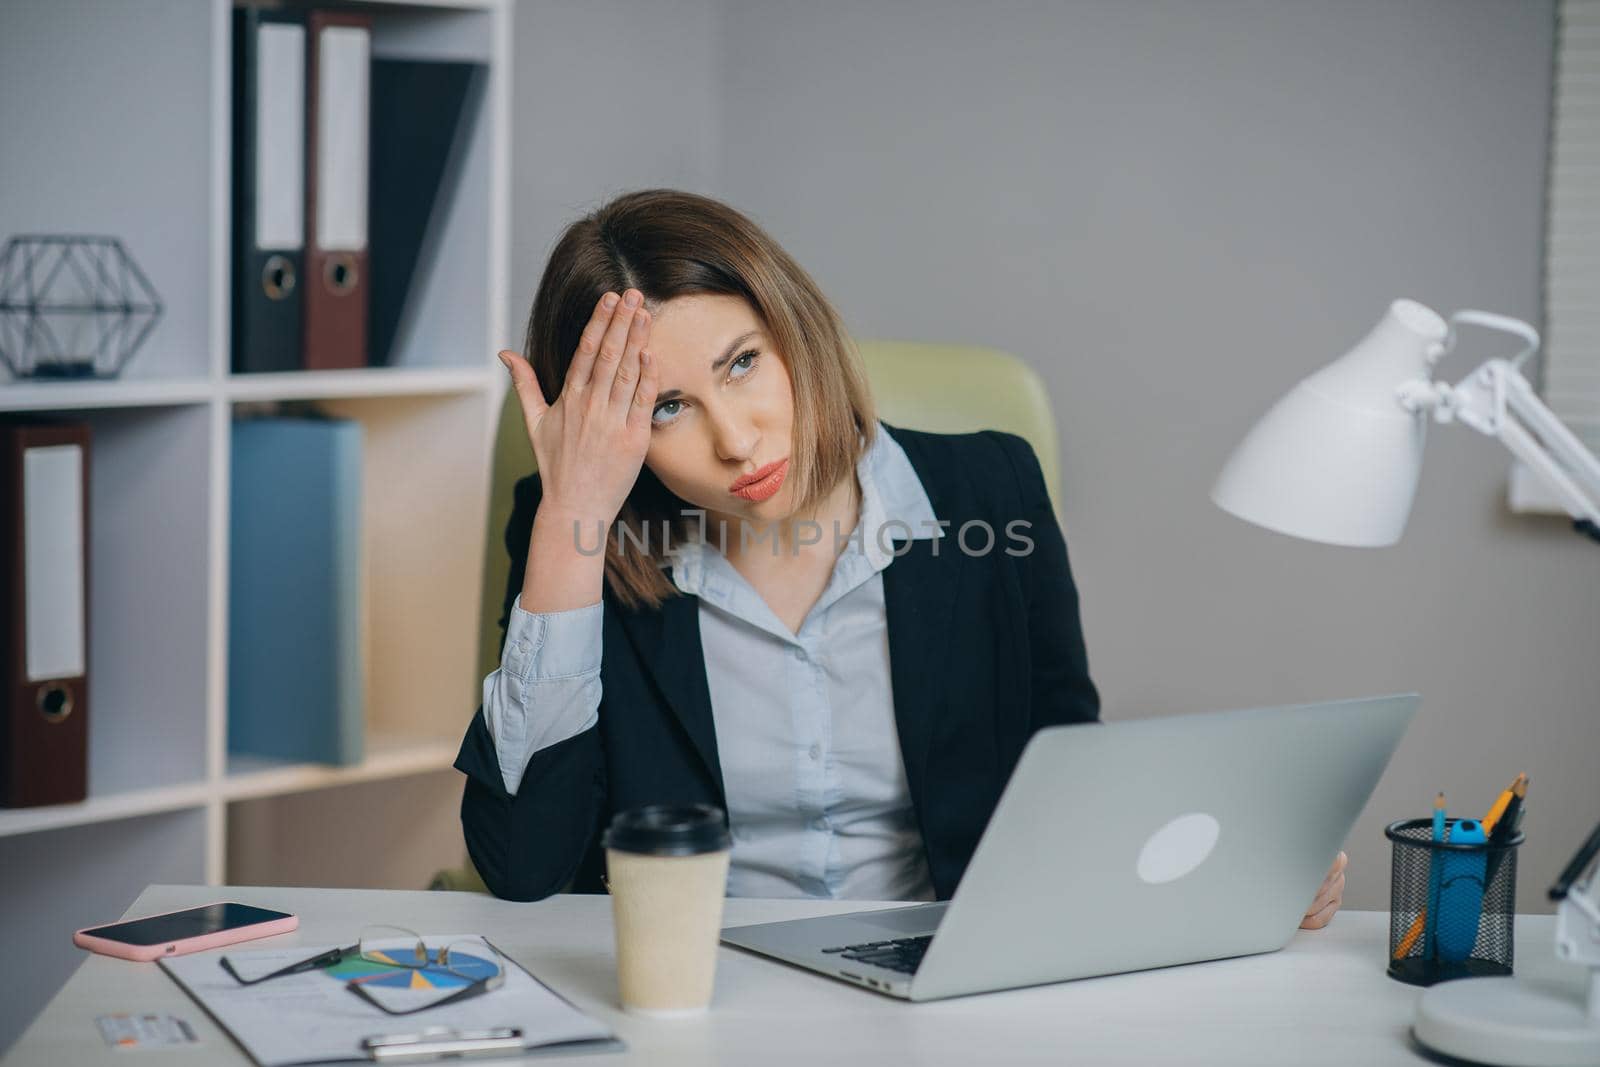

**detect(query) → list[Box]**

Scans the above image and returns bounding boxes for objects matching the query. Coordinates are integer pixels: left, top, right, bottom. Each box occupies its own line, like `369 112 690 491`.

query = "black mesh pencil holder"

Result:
1385 818 1523 986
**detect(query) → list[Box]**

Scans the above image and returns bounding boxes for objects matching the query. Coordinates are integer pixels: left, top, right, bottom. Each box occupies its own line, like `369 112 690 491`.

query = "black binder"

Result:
368 58 487 367
232 7 307 374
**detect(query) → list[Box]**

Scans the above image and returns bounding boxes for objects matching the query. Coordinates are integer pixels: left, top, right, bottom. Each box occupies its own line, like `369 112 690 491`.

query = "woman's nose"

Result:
709 410 758 463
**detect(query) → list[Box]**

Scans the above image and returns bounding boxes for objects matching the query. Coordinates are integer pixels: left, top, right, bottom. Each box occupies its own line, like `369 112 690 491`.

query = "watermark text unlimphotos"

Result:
566 509 1034 559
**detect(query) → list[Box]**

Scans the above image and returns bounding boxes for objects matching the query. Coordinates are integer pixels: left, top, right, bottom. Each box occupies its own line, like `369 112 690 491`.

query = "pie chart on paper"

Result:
324 946 498 990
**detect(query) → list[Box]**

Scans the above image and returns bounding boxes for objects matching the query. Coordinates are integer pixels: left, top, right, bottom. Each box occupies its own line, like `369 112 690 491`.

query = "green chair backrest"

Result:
855 340 1061 509
474 340 1059 693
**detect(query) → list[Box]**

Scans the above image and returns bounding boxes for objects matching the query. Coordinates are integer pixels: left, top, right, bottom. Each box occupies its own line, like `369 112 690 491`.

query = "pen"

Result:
1484 775 1528 887
362 1026 525 1062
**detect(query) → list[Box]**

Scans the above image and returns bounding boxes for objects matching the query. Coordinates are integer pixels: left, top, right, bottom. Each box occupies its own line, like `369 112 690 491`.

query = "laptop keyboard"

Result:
822 935 932 975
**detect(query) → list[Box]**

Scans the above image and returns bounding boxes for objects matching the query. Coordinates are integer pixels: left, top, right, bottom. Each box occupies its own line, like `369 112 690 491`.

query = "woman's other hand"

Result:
498 288 659 529
1300 850 1347 930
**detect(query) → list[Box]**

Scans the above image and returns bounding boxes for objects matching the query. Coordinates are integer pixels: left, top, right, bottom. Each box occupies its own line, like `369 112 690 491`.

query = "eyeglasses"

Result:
221 925 506 1017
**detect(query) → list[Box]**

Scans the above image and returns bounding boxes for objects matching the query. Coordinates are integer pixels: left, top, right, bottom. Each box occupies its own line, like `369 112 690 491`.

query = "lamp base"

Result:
1414 977 1600 1067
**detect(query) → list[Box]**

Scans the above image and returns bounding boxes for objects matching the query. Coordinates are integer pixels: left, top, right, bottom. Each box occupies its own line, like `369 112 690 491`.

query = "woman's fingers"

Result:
588 289 641 407
609 306 651 411
1311 852 1347 899
1308 876 1343 922
498 349 548 430
1301 894 1339 929
1300 853 1346 930
627 349 660 433
1316 870 1345 907
566 292 620 393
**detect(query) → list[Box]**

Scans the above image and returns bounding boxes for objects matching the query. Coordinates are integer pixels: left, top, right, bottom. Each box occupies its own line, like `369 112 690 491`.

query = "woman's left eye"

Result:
729 350 759 379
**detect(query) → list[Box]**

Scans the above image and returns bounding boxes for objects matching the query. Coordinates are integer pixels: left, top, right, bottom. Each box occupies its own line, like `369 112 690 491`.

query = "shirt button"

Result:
810 816 827 831
808 743 821 761
793 648 807 662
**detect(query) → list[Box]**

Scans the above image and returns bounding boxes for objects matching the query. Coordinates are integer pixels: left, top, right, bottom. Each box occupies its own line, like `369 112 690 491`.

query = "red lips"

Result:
729 458 788 502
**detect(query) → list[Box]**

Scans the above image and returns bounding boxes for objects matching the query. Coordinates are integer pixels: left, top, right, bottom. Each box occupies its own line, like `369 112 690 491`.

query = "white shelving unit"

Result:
0 0 511 1049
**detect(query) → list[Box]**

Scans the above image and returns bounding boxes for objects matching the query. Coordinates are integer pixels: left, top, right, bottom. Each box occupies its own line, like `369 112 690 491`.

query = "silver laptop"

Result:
721 693 1417 1001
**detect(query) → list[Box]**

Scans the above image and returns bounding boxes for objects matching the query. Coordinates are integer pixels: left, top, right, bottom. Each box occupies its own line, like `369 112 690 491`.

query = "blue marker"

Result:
1434 819 1488 962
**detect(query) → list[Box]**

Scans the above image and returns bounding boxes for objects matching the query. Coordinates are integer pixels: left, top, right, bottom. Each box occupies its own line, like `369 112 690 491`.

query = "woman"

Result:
455 189 1346 927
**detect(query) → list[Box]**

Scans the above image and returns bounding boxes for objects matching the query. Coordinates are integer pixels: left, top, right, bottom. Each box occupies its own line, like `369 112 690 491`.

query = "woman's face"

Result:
641 293 797 525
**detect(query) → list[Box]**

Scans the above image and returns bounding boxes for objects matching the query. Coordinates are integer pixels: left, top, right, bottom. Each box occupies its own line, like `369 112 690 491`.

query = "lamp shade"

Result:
1211 299 1448 547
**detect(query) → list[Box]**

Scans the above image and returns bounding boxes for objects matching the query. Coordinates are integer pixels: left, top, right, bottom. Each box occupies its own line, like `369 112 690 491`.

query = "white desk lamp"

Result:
1212 298 1600 546
1212 298 1600 1067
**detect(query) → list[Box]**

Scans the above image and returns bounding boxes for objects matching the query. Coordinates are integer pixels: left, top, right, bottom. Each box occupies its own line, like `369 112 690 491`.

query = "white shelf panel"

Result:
223 733 461 802
0 778 211 839
0 0 509 994
0 377 213 412
226 366 493 402
0 736 462 838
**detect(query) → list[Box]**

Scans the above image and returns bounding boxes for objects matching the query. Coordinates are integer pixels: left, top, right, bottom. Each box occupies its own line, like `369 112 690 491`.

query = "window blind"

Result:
1514 0 1600 511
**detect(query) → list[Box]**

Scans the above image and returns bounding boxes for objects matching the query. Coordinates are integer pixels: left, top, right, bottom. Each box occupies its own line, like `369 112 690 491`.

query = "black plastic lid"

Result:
602 804 731 856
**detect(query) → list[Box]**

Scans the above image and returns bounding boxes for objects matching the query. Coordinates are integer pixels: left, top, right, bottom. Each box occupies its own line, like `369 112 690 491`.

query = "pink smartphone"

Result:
74 902 298 962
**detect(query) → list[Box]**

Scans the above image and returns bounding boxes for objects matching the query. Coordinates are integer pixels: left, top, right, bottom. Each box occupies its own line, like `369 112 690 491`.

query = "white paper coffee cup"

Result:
603 804 732 1015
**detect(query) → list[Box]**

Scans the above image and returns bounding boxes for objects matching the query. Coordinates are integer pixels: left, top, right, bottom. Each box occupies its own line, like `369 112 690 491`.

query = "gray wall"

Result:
509 0 722 339
513 0 1596 915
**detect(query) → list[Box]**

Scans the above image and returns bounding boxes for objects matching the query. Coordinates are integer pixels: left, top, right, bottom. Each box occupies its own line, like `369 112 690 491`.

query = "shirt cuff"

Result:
501 594 604 681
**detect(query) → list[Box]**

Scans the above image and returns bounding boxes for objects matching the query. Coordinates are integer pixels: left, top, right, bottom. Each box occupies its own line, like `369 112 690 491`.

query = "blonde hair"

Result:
523 189 877 610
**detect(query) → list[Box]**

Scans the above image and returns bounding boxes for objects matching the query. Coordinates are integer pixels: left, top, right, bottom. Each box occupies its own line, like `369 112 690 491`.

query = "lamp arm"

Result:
1444 359 1600 526
1437 309 1541 371
1405 308 1600 528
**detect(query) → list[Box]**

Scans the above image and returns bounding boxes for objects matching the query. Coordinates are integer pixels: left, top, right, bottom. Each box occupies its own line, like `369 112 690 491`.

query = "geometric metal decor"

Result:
0 235 164 379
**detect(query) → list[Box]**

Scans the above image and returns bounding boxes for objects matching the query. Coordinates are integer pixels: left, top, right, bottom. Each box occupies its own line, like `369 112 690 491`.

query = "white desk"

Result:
6 884 1574 1066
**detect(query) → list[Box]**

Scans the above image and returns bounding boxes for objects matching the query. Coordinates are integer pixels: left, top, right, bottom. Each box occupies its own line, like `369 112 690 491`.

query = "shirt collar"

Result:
663 420 941 598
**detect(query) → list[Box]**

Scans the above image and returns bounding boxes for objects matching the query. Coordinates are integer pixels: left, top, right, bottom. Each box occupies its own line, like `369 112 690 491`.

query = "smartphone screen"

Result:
81 903 292 946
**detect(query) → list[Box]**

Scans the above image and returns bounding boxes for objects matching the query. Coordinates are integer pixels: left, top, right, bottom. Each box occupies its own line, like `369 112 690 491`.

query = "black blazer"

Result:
455 422 1100 902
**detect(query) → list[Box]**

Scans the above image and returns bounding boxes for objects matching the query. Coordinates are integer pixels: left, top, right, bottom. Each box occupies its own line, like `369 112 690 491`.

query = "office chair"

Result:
429 340 1060 893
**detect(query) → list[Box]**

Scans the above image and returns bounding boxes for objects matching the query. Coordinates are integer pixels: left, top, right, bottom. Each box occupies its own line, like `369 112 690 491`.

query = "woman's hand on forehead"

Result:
497 288 659 528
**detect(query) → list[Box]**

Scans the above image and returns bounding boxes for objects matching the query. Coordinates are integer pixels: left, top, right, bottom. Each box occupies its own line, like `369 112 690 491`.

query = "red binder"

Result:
304 10 372 370
0 421 90 808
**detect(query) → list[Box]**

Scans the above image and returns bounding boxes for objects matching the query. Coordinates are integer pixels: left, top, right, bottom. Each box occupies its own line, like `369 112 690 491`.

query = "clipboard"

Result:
159 934 624 1065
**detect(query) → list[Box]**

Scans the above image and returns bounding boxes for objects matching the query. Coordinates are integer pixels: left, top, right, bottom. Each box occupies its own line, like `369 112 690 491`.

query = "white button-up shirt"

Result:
481 422 941 900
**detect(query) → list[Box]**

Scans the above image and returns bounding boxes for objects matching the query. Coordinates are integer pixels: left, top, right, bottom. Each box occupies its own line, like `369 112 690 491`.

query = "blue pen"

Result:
1434 818 1488 962
1422 793 1446 958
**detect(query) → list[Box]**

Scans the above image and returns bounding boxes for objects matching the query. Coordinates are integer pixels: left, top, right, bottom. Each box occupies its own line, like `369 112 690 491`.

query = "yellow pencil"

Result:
1394 911 1426 959
1482 773 1527 835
